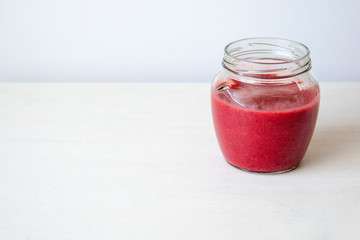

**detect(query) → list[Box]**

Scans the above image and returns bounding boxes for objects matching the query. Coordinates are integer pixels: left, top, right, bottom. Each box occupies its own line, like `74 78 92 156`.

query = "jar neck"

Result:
222 37 312 81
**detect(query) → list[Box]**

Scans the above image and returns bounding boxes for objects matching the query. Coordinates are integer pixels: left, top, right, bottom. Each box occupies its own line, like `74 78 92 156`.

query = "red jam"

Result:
211 79 320 172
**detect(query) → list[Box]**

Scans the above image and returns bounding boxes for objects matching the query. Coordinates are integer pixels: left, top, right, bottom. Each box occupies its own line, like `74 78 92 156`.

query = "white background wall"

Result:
0 0 359 82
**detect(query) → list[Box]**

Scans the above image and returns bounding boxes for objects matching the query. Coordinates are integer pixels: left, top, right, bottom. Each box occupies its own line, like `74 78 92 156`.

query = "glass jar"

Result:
211 37 320 173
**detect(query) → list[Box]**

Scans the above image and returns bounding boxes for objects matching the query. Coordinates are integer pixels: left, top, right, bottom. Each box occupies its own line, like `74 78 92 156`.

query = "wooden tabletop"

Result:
0 82 359 239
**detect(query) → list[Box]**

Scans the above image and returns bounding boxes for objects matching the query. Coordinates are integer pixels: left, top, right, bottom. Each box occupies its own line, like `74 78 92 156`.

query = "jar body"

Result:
211 41 320 173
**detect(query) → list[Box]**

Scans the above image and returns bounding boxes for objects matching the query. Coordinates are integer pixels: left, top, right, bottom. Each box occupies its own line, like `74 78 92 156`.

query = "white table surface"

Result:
0 82 359 239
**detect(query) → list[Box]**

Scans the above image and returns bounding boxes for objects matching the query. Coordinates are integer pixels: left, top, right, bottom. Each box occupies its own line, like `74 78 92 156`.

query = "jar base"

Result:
227 162 299 174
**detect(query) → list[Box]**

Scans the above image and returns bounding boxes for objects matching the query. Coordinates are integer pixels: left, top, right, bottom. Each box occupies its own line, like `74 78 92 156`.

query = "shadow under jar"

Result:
211 37 320 174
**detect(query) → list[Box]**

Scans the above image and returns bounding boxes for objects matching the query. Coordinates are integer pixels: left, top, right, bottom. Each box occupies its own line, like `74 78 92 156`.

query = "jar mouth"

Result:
222 37 311 79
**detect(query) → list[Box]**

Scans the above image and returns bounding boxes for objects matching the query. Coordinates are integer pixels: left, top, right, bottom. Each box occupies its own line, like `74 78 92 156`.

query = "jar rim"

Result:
225 37 310 65
222 37 312 79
